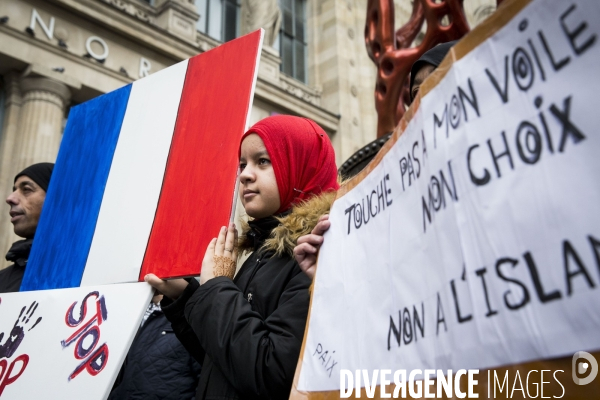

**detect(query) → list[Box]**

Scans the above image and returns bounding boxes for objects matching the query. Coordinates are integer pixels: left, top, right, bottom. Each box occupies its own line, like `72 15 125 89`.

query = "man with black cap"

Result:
1 162 54 293
409 40 458 103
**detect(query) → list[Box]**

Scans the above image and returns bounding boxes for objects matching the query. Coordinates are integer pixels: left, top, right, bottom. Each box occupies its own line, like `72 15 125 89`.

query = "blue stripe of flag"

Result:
20 84 132 291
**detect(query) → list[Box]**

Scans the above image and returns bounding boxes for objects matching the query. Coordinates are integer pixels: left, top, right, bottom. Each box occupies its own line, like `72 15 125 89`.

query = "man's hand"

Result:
293 214 331 280
144 275 189 300
200 224 238 285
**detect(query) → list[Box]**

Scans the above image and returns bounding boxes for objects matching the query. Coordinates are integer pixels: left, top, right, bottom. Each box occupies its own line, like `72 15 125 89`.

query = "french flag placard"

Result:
20 30 264 291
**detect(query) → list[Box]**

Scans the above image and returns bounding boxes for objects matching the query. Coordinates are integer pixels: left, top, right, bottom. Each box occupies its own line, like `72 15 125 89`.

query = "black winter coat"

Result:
0 239 32 293
162 217 312 400
109 308 202 400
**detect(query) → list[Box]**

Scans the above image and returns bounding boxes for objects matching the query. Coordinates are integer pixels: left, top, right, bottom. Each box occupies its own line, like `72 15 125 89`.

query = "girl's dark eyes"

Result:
238 158 270 170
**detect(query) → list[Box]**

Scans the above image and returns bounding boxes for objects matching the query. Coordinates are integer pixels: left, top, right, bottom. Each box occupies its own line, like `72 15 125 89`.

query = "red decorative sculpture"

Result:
365 0 470 137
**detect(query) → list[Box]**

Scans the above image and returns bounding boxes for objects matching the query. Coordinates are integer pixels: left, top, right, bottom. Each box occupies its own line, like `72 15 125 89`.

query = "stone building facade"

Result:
0 0 495 267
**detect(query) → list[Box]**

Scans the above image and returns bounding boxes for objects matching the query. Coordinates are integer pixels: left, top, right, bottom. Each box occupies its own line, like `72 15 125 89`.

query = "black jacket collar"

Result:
246 216 281 252
5 238 33 268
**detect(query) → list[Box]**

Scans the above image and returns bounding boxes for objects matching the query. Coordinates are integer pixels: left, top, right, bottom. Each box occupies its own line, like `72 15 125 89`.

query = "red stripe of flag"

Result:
139 30 262 279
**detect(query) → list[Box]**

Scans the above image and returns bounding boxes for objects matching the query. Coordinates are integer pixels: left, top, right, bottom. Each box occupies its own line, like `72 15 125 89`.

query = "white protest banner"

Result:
0 283 152 399
292 0 600 397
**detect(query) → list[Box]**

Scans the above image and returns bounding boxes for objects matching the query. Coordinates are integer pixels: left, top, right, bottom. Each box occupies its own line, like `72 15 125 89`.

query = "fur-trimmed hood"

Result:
239 191 337 258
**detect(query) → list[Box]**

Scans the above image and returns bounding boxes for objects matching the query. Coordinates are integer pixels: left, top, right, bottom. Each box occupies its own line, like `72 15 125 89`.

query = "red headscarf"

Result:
240 115 339 214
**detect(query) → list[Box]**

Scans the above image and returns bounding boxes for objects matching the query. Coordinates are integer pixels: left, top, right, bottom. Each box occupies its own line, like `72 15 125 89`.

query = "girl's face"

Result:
239 134 281 219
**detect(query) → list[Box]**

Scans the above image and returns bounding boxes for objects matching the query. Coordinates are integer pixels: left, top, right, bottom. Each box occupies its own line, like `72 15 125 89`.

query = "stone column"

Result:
0 75 70 269
0 73 23 201
16 77 71 170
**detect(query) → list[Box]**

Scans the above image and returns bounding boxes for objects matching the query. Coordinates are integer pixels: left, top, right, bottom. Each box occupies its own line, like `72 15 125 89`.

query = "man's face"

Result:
6 176 46 239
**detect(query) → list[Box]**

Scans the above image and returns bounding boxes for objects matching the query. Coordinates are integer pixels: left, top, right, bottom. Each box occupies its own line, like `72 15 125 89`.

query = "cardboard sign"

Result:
292 0 600 397
0 283 152 399
20 30 264 291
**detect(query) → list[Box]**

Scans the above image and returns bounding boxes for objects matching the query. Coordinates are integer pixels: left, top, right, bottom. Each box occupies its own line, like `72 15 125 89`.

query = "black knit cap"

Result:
410 40 459 100
14 163 54 192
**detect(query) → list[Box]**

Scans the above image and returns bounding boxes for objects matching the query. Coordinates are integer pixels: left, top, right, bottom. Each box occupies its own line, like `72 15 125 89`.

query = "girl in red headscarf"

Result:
146 115 338 400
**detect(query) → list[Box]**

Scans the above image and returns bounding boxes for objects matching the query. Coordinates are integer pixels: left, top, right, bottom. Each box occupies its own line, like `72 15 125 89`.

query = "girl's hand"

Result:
144 274 189 300
201 224 238 285
293 214 331 280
